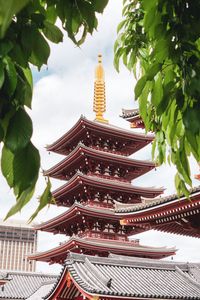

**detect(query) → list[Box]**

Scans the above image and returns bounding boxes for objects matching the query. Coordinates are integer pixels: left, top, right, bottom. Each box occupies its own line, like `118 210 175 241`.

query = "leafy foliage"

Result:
114 0 200 196
0 0 109 219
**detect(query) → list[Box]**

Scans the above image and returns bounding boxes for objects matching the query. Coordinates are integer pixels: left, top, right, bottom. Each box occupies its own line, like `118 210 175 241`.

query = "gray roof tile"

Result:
26 281 56 300
0 270 57 299
116 185 200 213
51 253 200 299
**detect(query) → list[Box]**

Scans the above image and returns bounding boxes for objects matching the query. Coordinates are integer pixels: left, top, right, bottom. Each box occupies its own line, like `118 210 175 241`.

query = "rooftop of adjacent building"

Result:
0 219 37 230
0 269 57 299
45 252 200 300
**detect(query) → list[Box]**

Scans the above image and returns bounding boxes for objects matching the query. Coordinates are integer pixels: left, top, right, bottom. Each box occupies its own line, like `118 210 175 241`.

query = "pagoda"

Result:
29 55 176 265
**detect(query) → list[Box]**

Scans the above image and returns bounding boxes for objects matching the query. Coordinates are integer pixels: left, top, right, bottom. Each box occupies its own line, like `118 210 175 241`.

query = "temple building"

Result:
29 55 175 265
44 253 200 300
120 110 200 237
117 185 200 238
27 55 200 300
121 108 145 129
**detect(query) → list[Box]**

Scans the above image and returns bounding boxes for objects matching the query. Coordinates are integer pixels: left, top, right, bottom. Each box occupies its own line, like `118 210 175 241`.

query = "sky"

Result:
0 0 200 274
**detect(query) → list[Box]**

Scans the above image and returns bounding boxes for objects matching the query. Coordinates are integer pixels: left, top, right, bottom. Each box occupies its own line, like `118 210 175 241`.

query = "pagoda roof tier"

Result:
28 236 176 263
45 253 200 300
46 116 154 156
34 203 144 236
53 173 164 206
118 186 200 238
121 108 145 129
44 143 155 181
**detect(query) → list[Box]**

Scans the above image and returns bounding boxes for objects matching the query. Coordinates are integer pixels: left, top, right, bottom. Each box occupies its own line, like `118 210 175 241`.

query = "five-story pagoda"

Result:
29 55 176 265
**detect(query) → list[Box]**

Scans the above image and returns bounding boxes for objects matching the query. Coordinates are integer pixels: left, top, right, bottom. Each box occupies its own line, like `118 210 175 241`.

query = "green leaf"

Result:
5 108 33 153
46 5 57 23
1 145 14 187
29 30 50 68
0 0 30 38
19 67 33 108
175 172 181 194
135 75 147 99
114 47 123 72
179 147 192 186
144 7 156 32
0 60 4 88
143 0 157 10
29 178 53 221
127 51 136 71
179 180 190 198
23 80 32 108
13 142 40 196
138 81 150 128
71 11 82 33
43 21 63 44
175 172 190 198
0 122 4 141
146 63 161 80
22 67 33 89
117 19 126 33
185 130 199 161
77 0 96 34
21 25 35 58
152 72 163 106
4 185 35 220
92 0 109 13
10 44 27 67
154 39 169 62
0 41 13 56
183 106 200 135
4 56 17 96
151 139 156 159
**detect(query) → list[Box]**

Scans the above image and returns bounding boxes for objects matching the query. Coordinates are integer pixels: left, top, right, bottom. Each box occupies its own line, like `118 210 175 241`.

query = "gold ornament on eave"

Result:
93 54 108 123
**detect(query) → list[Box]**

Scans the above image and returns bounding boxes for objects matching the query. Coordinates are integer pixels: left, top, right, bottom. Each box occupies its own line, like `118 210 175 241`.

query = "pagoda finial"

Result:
93 54 108 123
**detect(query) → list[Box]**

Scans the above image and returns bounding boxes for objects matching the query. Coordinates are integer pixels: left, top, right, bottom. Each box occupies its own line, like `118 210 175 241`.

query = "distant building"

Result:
0 220 37 272
0 270 56 300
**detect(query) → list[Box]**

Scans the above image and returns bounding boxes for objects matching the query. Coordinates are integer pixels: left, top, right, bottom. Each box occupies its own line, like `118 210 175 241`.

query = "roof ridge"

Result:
68 253 193 269
84 257 111 290
1 270 57 277
116 185 200 213
176 266 200 290
188 266 200 285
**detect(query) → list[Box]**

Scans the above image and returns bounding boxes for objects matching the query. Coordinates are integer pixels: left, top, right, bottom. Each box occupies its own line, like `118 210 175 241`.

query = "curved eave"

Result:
29 237 176 263
35 203 120 232
46 117 84 153
119 190 200 217
44 143 155 179
53 173 164 200
46 116 154 154
120 193 200 237
121 108 140 118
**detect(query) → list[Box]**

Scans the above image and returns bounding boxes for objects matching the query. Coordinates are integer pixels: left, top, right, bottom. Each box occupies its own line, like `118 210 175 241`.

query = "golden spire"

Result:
93 54 108 123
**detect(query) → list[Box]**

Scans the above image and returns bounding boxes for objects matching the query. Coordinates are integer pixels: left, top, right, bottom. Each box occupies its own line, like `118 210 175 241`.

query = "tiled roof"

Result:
53 172 164 200
29 236 176 263
47 116 154 155
116 185 200 213
0 270 57 299
45 142 155 178
46 253 200 299
0 271 9 280
121 108 139 118
26 280 56 300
